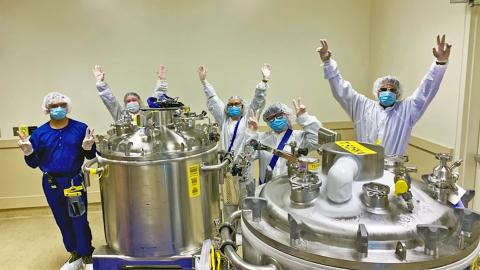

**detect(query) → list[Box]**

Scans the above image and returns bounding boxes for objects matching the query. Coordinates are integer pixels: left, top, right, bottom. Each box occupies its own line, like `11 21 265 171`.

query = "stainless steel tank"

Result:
92 108 223 257
234 142 480 270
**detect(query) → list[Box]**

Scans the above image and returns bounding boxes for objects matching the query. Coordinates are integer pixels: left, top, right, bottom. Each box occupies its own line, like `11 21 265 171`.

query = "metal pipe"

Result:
228 209 242 224
224 245 277 270
219 221 278 270
201 158 230 171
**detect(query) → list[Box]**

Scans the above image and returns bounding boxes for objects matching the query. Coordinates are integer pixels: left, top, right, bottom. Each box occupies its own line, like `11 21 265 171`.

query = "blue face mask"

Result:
227 106 242 117
379 91 397 107
126 101 140 113
50 107 67 120
269 116 288 132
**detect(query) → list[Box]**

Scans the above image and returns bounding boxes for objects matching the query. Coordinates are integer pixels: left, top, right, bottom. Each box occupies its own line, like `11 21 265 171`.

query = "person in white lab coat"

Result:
197 64 271 160
317 35 451 155
246 100 322 184
92 65 169 122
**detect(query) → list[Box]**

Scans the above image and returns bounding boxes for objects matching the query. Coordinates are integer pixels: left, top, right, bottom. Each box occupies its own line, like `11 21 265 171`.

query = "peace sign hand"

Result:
433 34 452 63
82 127 95 151
316 39 331 63
248 110 259 132
293 98 306 117
17 130 33 155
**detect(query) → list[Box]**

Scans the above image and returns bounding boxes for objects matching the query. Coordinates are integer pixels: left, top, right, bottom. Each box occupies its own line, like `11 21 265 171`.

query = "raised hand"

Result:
316 39 331 63
432 34 452 63
157 65 167 80
198 65 207 82
82 127 95 151
293 98 306 117
17 130 33 155
248 109 259 132
261 63 271 82
92 65 105 82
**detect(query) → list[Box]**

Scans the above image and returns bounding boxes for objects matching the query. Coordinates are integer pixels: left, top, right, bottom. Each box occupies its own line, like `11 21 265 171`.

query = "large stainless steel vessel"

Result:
92 108 223 257
227 141 480 270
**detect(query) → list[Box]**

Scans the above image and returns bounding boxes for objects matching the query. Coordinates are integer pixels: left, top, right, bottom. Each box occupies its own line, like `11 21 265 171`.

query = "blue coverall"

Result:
24 118 96 257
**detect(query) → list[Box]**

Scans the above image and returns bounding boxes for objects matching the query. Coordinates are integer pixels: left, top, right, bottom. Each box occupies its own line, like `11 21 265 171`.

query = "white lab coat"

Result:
323 59 447 155
96 80 168 121
246 113 321 182
202 81 267 160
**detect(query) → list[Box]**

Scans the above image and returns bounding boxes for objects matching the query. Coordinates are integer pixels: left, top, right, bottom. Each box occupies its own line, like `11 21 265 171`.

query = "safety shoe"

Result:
59 252 83 270
83 255 93 270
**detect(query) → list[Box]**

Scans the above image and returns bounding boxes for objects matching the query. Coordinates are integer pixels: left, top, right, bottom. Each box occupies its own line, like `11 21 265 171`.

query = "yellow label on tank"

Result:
471 256 478 270
375 138 382 145
188 163 201 198
335 141 377 155
308 162 320 171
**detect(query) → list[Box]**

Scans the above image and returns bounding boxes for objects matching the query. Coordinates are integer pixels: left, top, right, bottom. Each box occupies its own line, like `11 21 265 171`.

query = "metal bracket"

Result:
417 224 449 257
288 213 309 247
243 197 268 222
454 208 480 235
395 241 407 261
356 224 369 258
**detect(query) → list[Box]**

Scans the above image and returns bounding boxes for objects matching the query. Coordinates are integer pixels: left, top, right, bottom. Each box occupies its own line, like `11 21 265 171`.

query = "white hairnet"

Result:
262 103 296 126
225 95 246 115
42 92 72 114
227 95 245 106
123 91 144 106
372 76 403 100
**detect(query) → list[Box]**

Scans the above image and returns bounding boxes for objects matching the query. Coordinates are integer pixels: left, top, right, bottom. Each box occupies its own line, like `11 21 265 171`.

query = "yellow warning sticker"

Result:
188 163 201 198
335 141 377 155
308 162 320 171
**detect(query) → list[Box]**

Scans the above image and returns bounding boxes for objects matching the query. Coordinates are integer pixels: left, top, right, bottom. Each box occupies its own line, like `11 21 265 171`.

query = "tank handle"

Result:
82 157 106 187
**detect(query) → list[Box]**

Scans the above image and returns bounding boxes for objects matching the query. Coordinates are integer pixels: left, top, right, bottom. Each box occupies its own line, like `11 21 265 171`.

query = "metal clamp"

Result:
417 224 449 257
356 224 369 258
243 197 268 222
289 214 306 246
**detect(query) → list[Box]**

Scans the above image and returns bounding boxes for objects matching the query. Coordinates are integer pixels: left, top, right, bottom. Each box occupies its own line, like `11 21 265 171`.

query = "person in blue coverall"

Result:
17 92 96 270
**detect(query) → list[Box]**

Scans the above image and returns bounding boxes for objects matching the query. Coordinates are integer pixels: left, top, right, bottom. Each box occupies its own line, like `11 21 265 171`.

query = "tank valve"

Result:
421 153 463 204
385 155 415 212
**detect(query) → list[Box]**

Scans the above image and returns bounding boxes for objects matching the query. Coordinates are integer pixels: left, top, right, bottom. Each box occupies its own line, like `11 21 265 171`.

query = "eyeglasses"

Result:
227 102 242 107
266 113 284 123
379 87 398 94
48 103 68 109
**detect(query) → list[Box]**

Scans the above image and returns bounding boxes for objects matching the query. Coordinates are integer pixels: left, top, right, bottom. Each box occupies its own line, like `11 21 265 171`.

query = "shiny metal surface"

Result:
321 142 384 180
422 153 463 204
241 170 480 269
96 108 222 257
361 182 389 209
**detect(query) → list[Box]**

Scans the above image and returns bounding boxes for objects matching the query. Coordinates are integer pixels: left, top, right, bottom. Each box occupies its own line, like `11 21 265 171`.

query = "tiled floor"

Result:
0 204 105 270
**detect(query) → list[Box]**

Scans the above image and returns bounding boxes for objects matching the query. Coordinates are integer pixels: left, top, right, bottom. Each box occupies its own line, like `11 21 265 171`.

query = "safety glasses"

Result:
378 88 398 94
227 102 242 108
266 113 285 123
48 103 68 109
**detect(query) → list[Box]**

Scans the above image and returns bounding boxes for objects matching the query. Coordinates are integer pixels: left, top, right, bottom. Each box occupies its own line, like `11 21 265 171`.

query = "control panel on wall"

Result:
13 126 38 136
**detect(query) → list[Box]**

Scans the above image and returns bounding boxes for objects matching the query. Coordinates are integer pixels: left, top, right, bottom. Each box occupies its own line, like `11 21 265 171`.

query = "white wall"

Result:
0 0 372 138
369 0 469 149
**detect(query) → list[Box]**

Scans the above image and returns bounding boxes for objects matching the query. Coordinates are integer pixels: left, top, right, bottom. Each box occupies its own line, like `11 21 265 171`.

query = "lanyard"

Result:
227 117 242 153
268 128 293 171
